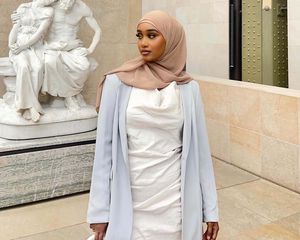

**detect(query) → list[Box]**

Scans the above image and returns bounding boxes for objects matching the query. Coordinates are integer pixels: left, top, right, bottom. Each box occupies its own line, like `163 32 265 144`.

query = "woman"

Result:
9 0 57 121
87 10 219 240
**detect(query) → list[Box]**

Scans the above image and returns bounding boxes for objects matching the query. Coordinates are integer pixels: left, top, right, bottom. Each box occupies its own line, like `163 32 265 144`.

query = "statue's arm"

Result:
20 9 54 49
8 22 20 48
85 14 101 54
9 5 24 48
11 4 32 24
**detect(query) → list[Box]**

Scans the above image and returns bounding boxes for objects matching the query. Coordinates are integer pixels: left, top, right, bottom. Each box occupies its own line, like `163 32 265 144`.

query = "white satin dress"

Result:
126 81 184 240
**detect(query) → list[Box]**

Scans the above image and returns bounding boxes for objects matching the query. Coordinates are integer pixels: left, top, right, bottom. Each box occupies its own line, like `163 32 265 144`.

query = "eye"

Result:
148 34 157 39
136 33 142 39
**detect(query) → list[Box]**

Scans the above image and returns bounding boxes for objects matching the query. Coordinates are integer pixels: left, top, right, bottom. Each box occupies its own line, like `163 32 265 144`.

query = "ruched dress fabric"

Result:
126 81 184 240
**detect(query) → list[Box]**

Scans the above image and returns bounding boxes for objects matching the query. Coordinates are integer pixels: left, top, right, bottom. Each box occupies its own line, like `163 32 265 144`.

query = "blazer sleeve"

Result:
192 81 219 222
87 75 120 224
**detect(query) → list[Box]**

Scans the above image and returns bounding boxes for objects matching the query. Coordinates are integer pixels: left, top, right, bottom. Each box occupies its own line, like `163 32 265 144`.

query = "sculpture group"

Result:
6 0 101 122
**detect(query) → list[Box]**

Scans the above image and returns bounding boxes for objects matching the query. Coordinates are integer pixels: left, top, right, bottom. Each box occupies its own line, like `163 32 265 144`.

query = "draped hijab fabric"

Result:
95 10 192 111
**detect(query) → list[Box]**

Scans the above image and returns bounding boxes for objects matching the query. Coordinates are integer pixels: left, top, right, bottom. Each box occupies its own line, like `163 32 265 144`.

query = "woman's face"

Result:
136 22 166 62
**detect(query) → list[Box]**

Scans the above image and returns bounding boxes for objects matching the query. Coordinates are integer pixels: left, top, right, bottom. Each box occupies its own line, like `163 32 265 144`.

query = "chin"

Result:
142 56 155 62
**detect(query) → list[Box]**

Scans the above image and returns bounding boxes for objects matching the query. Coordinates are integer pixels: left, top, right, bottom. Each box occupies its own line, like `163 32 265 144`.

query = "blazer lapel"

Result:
179 83 192 216
118 83 132 168
180 83 192 163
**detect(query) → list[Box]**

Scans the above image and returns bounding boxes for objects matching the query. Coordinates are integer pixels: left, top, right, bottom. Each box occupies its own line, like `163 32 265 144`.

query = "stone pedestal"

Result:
0 131 96 208
0 57 98 140
0 99 98 140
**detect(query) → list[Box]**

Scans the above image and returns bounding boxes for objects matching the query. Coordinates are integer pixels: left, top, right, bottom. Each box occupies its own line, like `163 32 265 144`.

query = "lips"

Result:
141 50 151 56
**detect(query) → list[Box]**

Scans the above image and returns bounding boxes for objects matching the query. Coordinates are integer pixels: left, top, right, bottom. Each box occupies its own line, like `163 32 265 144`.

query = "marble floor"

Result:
1 158 300 240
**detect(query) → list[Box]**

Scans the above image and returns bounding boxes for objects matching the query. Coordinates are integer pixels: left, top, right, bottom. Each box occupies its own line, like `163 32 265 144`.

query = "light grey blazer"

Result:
87 74 219 240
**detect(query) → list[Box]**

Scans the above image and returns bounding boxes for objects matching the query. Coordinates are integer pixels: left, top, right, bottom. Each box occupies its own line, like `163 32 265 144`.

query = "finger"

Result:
94 232 100 240
205 224 213 240
95 231 105 240
212 225 219 240
11 14 19 20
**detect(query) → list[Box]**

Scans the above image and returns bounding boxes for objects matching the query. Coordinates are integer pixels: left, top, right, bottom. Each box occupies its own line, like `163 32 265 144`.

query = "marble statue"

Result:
42 0 101 110
0 0 101 139
9 0 56 122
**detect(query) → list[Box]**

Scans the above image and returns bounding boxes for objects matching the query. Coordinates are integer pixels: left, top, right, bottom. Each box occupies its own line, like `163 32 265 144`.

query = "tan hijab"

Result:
95 10 192 112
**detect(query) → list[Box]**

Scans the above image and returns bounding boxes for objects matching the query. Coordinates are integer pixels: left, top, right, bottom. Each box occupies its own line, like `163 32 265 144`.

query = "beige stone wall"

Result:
0 0 142 105
195 74 300 193
142 0 229 79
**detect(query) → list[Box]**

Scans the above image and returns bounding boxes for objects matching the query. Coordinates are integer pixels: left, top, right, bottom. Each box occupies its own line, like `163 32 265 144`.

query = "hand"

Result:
90 223 108 240
19 2 31 8
10 43 28 55
9 42 17 50
11 11 20 24
11 3 31 24
87 46 94 55
203 222 219 240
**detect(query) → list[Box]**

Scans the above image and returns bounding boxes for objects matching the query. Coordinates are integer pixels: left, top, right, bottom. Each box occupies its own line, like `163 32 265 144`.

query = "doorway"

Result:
229 0 288 87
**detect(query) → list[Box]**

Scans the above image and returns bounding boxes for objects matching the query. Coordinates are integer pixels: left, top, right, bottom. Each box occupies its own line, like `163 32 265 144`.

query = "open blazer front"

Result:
87 74 219 240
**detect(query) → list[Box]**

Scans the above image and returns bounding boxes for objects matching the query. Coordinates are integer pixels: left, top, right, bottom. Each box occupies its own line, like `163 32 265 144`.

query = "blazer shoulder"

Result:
104 74 123 91
188 80 205 109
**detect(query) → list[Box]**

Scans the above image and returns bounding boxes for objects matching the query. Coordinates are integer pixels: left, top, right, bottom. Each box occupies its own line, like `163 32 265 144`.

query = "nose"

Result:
140 37 148 48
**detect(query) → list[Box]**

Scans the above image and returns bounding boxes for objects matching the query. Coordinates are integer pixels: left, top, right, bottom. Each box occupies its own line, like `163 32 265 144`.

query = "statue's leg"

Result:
13 52 43 121
30 51 45 114
43 50 88 110
42 51 61 96
65 95 80 110
14 53 35 110
43 52 67 108
32 56 44 96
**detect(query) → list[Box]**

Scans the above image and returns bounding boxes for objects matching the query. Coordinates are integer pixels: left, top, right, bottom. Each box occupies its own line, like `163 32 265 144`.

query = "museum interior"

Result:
0 0 299 239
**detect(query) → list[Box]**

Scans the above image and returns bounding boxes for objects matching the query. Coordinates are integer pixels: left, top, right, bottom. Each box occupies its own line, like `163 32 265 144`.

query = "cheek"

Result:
137 40 142 49
159 41 166 55
154 39 166 57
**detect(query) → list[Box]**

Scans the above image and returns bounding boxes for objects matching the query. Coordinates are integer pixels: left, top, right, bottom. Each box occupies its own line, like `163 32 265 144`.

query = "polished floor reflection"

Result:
1 158 299 240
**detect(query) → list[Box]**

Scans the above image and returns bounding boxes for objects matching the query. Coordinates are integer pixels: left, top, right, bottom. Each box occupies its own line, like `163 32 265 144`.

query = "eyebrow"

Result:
137 29 159 33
